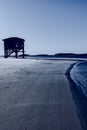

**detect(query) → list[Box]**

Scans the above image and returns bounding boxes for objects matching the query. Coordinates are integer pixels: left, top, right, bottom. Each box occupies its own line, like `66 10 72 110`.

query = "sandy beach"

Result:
0 58 86 130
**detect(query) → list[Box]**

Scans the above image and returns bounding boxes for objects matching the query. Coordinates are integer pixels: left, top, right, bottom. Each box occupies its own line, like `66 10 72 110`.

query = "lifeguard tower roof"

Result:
3 37 25 42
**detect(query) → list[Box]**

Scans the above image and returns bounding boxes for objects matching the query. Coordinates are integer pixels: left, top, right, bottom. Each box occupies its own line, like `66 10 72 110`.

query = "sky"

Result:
0 0 87 55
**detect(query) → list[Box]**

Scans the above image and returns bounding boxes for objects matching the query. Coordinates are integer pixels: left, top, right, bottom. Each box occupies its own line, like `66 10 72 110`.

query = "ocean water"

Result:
70 61 87 97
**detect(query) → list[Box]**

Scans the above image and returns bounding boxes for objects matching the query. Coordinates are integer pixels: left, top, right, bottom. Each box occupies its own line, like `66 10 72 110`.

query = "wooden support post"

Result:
4 44 7 58
23 46 24 58
4 50 8 58
15 49 18 58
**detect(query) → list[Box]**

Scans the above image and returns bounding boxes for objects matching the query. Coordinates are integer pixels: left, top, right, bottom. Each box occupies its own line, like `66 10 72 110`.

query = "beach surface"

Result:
0 59 85 130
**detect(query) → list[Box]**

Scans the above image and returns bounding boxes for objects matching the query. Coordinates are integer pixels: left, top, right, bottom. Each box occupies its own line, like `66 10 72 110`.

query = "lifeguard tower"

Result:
2 37 25 58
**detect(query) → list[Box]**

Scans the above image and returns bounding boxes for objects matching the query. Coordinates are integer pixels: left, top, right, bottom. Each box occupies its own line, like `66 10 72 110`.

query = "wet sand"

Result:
0 59 85 130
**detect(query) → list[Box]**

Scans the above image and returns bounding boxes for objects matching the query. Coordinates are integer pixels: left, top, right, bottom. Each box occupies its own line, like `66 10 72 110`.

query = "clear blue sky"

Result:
0 0 87 55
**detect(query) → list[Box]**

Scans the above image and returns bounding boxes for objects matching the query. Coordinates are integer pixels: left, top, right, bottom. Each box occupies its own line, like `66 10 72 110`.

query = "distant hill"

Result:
55 53 87 58
36 54 49 57
55 53 78 58
19 54 30 57
77 54 87 58
13 53 87 58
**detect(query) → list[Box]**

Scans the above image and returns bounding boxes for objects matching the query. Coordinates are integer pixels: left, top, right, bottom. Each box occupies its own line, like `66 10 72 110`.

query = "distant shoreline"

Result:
0 55 86 62
1 53 87 59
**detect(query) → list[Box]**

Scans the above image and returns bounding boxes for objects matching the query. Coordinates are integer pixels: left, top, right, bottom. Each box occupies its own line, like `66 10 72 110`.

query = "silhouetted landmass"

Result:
36 54 49 57
55 53 78 58
19 54 30 57
1 53 87 59
78 54 87 58
55 53 87 58
30 53 87 58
